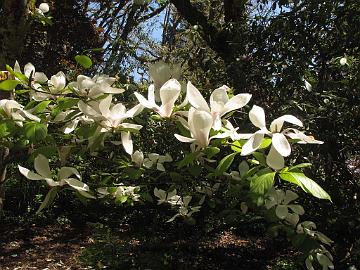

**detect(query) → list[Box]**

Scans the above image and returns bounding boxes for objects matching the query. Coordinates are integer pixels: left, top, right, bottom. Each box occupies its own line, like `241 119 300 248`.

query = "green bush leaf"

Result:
280 172 331 201
250 171 275 194
0 80 21 91
0 120 16 138
24 122 48 142
75 55 93 69
215 152 237 176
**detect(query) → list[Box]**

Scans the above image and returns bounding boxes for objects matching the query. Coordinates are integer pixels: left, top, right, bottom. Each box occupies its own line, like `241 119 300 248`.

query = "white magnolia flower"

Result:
18 154 93 197
131 150 144 167
35 3 50 16
187 82 252 130
241 105 322 170
48 71 66 94
68 74 125 98
340 57 347 66
78 95 143 154
14 61 48 84
134 79 185 118
0 99 40 126
175 107 230 150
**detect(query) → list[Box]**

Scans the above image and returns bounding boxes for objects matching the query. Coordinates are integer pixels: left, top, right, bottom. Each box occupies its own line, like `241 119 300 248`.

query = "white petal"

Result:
63 119 79 134
50 71 66 92
148 84 155 104
270 115 303 133
64 178 89 191
188 108 213 148
126 103 144 118
272 133 291 157
21 110 41 122
174 134 196 143
121 131 133 155
78 100 99 117
39 3 50 13
24 63 35 78
120 123 142 130
210 86 228 114
266 145 285 170
14 61 21 73
213 114 222 130
18 165 44 180
98 95 112 117
58 167 81 180
222 94 252 116
249 105 266 129
34 154 52 178
134 92 157 109
187 81 210 112
34 72 48 83
241 132 264 156
159 79 181 117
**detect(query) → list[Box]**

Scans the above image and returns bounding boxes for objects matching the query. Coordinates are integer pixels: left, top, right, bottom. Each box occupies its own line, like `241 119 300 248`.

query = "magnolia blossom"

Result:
143 153 173 171
78 95 143 154
134 79 185 118
0 99 40 126
131 150 144 167
175 107 230 150
241 105 322 170
68 74 125 98
35 3 50 16
14 61 48 84
187 82 252 130
18 154 93 198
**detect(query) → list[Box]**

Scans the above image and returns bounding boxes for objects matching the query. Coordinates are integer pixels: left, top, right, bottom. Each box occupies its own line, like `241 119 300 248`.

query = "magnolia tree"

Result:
0 7 334 267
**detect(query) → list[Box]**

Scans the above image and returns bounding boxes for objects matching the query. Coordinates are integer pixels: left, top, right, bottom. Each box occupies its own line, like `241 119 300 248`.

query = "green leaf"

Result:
36 187 60 214
280 172 331 201
250 171 275 194
204 146 220 159
32 100 52 114
0 120 16 138
75 55 93 69
231 140 243 152
177 152 198 168
215 152 237 176
0 80 21 91
288 163 312 171
24 122 48 143
259 138 272 149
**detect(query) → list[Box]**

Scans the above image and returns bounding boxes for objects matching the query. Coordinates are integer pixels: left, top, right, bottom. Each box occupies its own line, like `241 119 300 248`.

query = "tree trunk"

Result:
0 0 36 69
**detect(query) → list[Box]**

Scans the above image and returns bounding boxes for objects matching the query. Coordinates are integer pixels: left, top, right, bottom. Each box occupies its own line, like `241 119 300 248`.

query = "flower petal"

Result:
134 92 157 109
159 79 181 117
188 108 213 148
266 145 285 170
241 132 264 156
222 93 252 116
270 115 303 133
58 167 81 180
18 165 44 180
121 131 133 155
210 86 228 114
34 154 52 178
187 82 210 112
64 178 89 191
148 84 156 104
99 94 112 117
272 133 291 157
24 63 35 78
174 134 196 143
126 103 144 118
249 105 266 129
